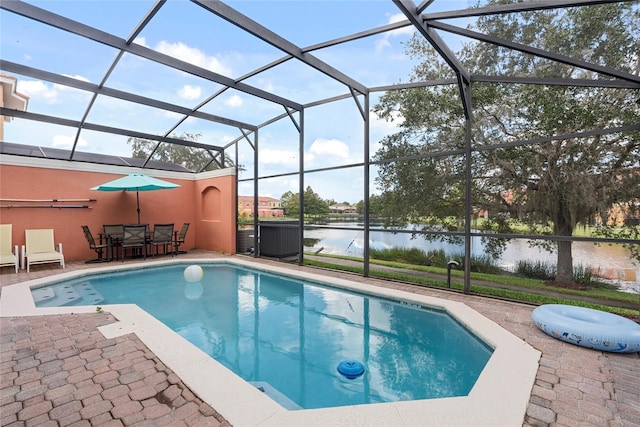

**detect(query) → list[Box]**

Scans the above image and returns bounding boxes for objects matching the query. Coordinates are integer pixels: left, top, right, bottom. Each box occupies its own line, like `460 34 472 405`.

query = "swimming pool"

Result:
30 263 493 410
1 257 540 426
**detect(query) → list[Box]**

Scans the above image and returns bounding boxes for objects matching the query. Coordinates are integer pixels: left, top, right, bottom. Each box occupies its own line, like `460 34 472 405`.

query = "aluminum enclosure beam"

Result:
474 75 640 89
1 108 225 153
0 0 303 111
1 0 637 288
393 0 470 84
393 0 472 118
75 0 166 162
303 20 411 53
422 0 634 21
0 61 257 131
191 0 369 96
429 21 640 85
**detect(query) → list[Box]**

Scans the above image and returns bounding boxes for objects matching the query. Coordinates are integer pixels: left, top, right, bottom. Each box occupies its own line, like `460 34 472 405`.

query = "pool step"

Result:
31 282 104 307
31 287 56 303
76 282 105 305
250 381 302 410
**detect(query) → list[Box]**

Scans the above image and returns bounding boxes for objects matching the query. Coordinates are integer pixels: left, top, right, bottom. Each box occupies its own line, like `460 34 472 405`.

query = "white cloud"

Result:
257 78 275 93
305 152 315 163
287 179 298 192
54 75 92 98
375 37 391 52
17 80 58 103
178 84 202 100
60 74 90 83
309 138 350 159
162 110 184 120
52 134 87 148
375 13 415 53
370 109 404 132
225 94 243 107
134 36 148 48
259 148 298 166
387 12 413 30
369 110 404 156
155 40 232 75
221 135 236 144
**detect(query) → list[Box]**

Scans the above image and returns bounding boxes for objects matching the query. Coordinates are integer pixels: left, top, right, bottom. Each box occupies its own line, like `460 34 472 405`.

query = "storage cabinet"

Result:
259 221 299 258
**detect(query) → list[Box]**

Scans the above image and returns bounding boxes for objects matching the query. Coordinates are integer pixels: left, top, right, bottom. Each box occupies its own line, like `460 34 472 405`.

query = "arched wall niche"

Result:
201 186 221 221
193 172 236 254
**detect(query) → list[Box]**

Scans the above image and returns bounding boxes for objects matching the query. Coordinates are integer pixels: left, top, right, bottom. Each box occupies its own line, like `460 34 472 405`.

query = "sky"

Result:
1 0 472 204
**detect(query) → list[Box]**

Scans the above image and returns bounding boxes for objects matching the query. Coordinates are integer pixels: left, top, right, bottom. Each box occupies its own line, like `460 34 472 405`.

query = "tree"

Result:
128 132 234 172
372 3 640 283
280 187 330 216
356 194 394 217
303 187 330 215
280 191 298 216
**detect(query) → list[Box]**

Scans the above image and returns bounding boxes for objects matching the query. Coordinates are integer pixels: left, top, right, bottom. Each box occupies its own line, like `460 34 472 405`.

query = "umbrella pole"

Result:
136 190 140 224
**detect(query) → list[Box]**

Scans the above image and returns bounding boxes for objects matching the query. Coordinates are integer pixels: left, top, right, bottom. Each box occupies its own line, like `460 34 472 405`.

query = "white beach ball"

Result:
184 265 204 283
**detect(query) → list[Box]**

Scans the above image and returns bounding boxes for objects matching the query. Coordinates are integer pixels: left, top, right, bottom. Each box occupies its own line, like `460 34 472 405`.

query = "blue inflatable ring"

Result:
337 360 365 379
532 304 640 353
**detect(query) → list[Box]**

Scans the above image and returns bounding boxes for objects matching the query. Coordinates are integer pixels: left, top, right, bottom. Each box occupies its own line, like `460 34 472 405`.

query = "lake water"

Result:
302 223 640 294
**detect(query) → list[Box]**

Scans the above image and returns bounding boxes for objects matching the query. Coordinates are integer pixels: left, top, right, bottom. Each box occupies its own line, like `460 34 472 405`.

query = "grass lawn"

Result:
304 253 640 319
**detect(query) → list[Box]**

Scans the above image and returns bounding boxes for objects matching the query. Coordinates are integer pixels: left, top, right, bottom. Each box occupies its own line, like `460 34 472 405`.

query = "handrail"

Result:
0 198 97 202
0 205 92 208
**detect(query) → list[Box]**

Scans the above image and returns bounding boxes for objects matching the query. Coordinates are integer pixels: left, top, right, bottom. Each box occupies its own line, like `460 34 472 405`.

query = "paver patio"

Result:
1 251 638 426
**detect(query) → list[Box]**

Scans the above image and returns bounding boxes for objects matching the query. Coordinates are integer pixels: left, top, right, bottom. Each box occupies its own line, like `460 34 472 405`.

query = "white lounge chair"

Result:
22 229 65 273
0 224 19 273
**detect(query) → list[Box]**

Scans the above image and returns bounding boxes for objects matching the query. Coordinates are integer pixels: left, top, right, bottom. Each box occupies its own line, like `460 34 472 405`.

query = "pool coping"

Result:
0 257 541 426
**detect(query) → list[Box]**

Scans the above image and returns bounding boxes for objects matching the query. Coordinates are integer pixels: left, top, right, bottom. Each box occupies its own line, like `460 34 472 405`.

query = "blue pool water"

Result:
32 263 493 410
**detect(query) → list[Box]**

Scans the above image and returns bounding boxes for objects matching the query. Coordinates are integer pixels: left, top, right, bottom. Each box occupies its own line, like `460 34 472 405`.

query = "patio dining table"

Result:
101 224 177 260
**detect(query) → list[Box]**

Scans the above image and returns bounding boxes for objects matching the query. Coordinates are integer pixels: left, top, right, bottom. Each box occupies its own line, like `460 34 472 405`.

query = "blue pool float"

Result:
337 360 365 379
532 304 640 353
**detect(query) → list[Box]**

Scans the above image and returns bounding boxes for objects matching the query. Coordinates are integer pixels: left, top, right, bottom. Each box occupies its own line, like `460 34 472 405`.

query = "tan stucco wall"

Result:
0 156 237 262
194 176 237 254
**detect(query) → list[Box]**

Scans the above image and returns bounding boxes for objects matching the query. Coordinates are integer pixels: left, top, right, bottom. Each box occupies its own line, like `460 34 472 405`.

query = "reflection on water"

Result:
175 266 492 409
500 239 632 269
36 264 491 410
304 224 640 293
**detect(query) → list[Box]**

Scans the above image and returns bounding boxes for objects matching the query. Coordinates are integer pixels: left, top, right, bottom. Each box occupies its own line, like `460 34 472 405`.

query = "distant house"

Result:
329 204 357 214
238 196 284 217
607 168 640 226
0 74 29 140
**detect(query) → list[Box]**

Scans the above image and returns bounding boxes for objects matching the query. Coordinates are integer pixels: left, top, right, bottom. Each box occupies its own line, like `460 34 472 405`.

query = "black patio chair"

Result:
121 224 147 260
150 223 174 256
173 222 190 255
81 225 110 263
103 224 124 260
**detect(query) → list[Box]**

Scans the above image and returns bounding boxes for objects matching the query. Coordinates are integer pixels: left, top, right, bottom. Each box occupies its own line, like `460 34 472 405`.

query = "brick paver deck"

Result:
0 312 229 427
1 252 639 426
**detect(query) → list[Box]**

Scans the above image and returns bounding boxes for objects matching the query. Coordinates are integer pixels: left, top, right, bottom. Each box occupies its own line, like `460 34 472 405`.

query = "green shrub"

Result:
369 247 501 274
424 249 447 267
450 253 503 274
370 247 443 265
516 260 619 290
573 265 618 289
516 260 555 280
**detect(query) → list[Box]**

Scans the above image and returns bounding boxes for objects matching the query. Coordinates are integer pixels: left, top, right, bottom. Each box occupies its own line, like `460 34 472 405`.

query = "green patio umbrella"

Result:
91 173 180 223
